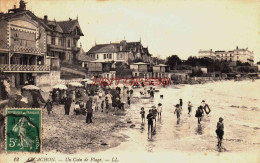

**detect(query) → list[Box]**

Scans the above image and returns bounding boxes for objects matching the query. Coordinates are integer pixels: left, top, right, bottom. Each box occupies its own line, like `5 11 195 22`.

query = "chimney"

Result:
44 15 48 22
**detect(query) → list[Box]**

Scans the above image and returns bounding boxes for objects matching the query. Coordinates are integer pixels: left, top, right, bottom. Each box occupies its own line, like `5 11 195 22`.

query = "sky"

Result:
1 0 260 62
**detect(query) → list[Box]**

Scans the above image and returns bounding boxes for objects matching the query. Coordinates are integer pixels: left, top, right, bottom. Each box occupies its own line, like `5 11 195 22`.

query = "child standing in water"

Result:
188 101 193 115
216 117 224 147
174 104 181 124
140 107 145 123
157 103 162 119
147 109 154 138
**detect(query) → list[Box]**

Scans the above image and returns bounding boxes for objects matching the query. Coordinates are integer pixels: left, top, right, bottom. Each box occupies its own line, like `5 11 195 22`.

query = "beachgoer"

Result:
51 89 57 103
64 97 72 115
71 90 76 102
74 101 80 115
195 106 203 124
157 103 162 119
101 100 104 112
31 91 40 108
127 96 131 105
93 94 99 111
174 104 181 124
105 93 112 110
188 101 193 115
152 106 157 125
179 99 183 109
147 109 154 138
150 90 154 99
140 107 145 123
105 96 109 113
130 89 133 96
201 100 211 115
115 97 122 110
98 90 103 99
44 99 53 115
216 117 224 147
86 98 93 123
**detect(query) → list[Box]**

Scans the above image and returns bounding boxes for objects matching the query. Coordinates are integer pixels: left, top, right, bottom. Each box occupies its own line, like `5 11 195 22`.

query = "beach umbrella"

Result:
22 85 40 91
53 84 68 90
68 82 84 87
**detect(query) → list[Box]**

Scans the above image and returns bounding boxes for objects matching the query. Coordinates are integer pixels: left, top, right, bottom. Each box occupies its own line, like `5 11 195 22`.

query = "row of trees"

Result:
165 55 257 73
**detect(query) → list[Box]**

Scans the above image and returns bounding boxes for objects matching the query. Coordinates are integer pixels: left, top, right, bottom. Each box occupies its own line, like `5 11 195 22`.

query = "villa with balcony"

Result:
0 1 85 88
0 1 52 88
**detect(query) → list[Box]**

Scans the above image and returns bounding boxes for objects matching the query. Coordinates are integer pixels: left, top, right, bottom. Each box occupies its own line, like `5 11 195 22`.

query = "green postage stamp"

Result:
5 108 42 153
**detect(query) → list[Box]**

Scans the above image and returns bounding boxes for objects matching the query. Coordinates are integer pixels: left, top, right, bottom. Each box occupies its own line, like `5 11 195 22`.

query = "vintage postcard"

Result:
0 0 259 163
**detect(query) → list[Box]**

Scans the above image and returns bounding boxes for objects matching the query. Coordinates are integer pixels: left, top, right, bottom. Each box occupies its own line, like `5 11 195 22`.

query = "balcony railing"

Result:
10 45 42 54
0 64 50 72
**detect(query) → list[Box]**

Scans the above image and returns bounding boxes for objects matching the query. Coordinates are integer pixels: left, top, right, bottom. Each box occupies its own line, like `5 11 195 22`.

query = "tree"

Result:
237 61 250 66
184 56 198 67
190 69 203 77
115 62 131 78
165 55 182 70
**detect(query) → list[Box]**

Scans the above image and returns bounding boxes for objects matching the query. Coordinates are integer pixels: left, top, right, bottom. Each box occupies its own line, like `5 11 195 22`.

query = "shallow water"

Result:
105 80 260 153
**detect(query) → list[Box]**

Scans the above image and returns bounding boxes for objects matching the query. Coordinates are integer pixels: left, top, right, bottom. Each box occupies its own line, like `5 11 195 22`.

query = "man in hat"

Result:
216 117 224 147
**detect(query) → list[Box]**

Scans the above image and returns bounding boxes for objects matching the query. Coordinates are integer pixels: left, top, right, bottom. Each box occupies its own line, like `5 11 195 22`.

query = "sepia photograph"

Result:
0 0 259 162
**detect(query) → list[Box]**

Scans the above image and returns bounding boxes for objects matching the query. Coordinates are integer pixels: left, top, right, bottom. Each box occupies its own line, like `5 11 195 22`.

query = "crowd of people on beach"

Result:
45 84 135 124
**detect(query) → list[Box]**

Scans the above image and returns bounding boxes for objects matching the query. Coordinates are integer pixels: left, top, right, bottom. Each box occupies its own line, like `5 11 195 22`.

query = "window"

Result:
59 38 65 47
97 54 99 59
109 54 112 59
51 37 55 45
67 39 71 48
104 54 106 59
